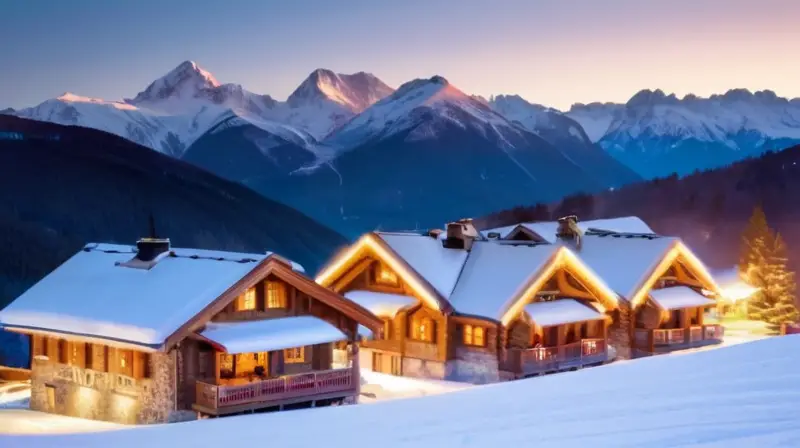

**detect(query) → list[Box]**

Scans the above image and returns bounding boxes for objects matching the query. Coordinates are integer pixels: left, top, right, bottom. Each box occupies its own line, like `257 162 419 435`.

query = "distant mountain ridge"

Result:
567 88 800 178
218 76 639 236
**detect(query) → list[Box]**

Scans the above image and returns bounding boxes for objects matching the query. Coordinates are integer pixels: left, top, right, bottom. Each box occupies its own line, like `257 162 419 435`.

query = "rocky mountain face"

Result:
568 89 800 178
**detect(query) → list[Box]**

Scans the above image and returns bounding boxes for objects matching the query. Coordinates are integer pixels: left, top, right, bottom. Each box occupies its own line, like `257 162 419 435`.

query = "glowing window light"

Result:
315 234 442 312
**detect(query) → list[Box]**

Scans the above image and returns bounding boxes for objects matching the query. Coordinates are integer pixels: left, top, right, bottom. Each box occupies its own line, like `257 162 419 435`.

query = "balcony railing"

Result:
635 324 724 352
518 338 608 376
194 367 356 412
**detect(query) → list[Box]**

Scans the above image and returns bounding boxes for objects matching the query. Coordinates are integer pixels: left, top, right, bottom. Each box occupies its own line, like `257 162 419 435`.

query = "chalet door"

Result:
372 352 383 373
390 355 402 376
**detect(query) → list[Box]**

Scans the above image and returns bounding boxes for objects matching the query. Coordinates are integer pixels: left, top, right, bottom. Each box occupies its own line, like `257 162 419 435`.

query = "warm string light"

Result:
500 248 620 327
315 234 441 311
629 242 722 309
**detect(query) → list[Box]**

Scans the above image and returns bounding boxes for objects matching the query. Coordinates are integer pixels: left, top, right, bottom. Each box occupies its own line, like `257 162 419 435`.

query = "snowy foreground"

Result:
3 336 800 448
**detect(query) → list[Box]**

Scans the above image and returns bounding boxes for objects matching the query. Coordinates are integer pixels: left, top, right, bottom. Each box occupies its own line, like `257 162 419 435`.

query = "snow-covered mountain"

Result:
567 89 800 178
229 76 633 236
488 95 640 187
13 61 392 157
284 69 394 138
0 108 14 115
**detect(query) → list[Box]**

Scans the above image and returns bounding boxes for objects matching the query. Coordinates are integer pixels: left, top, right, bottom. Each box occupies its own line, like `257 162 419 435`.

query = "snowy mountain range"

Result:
223 76 638 235
12 61 393 157
567 89 800 178
8 60 800 232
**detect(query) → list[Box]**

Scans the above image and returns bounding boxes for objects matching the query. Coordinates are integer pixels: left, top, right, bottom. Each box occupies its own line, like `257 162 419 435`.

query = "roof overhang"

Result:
499 247 620 327
629 241 722 309
315 233 450 314
1 324 161 353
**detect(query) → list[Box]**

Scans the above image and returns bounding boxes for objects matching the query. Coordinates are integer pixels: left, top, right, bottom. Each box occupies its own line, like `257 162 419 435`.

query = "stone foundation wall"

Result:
30 351 183 425
609 303 633 360
445 349 499 384
402 357 445 380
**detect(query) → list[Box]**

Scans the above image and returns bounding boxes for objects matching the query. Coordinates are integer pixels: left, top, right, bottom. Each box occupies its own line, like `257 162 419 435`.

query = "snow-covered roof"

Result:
568 233 677 302
371 233 613 322
525 299 606 327
199 316 346 354
344 290 417 318
482 217 655 241
649 287 716 311
377 232 469 299
447 242 560 319
0 243 303 347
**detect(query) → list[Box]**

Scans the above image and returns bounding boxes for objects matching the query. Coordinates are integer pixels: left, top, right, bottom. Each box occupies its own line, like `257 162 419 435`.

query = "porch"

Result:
190 316 361 416
634 286 723 355
194 367 358 416
634 324 724 354
509 338 609 376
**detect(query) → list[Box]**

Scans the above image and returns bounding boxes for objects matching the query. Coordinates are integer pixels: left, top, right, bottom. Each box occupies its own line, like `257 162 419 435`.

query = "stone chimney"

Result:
442 219 479 250
556 215 583 250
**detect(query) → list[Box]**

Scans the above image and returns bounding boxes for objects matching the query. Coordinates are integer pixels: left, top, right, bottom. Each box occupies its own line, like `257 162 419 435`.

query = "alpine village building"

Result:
316 216 725 383
0 239 383 424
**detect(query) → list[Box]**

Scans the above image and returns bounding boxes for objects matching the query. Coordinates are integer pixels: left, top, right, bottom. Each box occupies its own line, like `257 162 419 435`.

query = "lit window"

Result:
284 347 305 363
266 281 286 309
411 316 434 342
463 325 486 346
376 264 399 286
238 287 257 311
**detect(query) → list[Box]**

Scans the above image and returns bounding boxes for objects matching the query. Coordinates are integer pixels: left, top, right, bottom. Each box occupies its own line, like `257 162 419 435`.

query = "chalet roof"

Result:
446 241 560 319
525 299 607 327
568 233 678 302
378 232 469 298
0 243 303 348
373 233 612 322
649 286 716 311
482 217 655 241
344 290 417 318
199 316 346 354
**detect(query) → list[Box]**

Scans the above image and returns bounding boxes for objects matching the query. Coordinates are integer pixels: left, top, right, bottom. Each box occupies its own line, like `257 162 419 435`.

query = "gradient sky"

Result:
2 0 799 110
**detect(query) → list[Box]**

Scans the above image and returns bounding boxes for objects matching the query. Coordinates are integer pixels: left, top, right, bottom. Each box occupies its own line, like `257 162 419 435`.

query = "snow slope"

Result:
8 335 797 447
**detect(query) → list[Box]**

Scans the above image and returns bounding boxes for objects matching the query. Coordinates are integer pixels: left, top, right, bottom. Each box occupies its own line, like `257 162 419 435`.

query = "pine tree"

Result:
739 205 769 275
739 207 800 327
764 233 799 327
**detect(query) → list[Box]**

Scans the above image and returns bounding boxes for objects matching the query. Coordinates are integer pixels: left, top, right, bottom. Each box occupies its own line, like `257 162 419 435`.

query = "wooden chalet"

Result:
316 219 623 383
0 239 382 424
482 216 726 358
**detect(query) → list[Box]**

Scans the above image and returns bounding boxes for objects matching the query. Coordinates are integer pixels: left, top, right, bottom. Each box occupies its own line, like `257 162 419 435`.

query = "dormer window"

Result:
375 264 399 287
410 315 435 342
266 281 286 309
237 287 257 311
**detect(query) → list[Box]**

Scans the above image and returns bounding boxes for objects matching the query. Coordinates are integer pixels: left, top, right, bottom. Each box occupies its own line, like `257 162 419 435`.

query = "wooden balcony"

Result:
507 338 609 377
634 324 724 355
193 367 357 416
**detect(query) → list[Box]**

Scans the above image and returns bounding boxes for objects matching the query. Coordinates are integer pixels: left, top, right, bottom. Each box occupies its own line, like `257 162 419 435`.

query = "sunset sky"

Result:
2 0 798 110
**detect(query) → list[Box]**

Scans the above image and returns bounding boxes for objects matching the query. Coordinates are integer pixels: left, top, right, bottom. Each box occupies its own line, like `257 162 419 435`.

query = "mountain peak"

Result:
287 68 393 112
130 60 220 104
626 89 679 107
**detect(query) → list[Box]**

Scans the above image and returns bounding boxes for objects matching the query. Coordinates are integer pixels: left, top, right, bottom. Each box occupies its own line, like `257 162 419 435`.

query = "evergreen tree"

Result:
739 206 800 327
765 233 800 327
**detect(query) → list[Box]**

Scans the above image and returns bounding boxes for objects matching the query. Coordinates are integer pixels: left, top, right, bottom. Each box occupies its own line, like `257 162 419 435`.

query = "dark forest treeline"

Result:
0 116 348 311
477 146 800 273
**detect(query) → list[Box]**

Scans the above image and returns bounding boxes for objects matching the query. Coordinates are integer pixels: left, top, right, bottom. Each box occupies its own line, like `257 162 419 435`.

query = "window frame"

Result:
266 281 287 309
284 347 305 363
462 324 486 347
410 315 435 343
237 287 257 311
375 264 399 287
